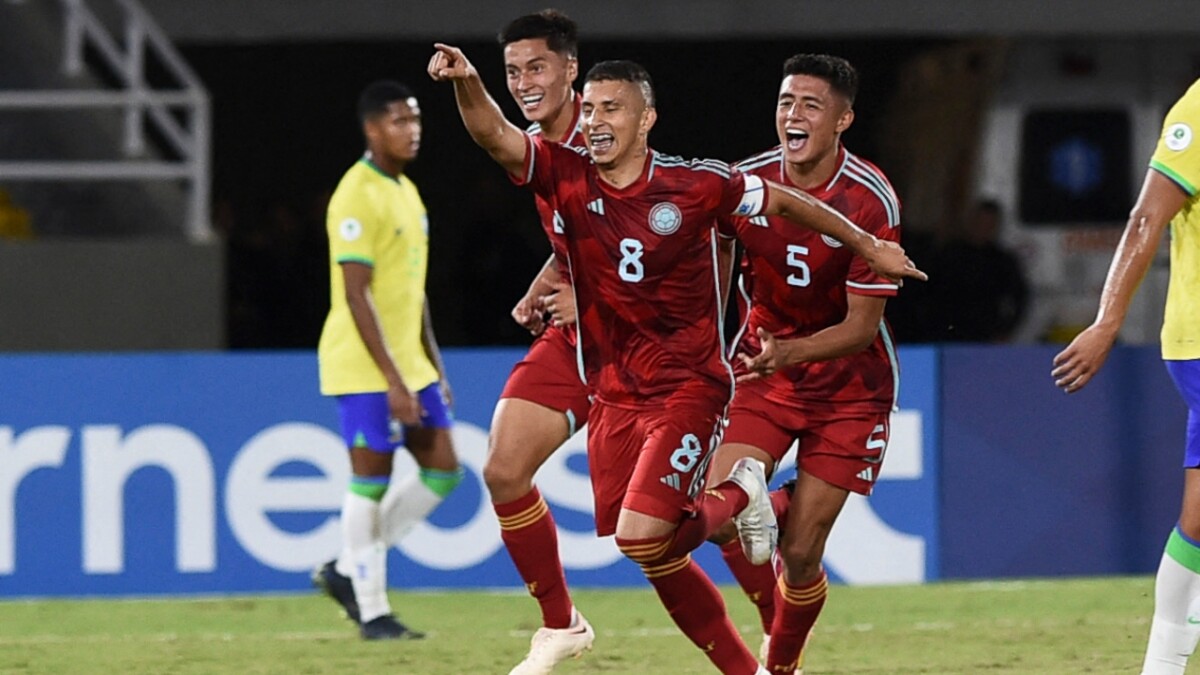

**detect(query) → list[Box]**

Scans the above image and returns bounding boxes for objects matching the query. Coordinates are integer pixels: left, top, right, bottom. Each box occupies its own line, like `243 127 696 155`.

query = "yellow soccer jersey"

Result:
318 158 439 395
1150 78 1200 360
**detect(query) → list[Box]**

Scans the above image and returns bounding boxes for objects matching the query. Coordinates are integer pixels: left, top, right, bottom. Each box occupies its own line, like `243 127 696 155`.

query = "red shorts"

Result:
499 325 591 432
586 389 727 536
723 379 890 496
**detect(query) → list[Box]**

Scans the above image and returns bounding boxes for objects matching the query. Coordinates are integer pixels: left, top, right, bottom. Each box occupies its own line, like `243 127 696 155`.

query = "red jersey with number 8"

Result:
513 134 767 407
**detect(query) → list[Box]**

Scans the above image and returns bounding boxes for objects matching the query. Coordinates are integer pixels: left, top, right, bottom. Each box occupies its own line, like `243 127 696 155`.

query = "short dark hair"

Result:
498 9 579 58
782 54 858 105
584 60 655 107
357 80 415 123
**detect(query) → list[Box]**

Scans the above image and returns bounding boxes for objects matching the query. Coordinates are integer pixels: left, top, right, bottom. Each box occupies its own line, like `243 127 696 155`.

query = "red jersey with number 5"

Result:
513 134 767 407
729 145 901 413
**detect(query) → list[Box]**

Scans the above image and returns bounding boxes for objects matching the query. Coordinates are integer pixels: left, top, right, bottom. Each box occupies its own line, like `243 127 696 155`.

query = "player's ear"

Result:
566 57 579 84
641 107 657 135
836 106 855 134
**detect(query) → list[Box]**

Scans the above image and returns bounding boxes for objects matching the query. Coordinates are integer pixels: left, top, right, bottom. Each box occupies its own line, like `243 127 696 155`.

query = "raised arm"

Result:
428 43 528 177
762 180 926 283
1052 169 1187 392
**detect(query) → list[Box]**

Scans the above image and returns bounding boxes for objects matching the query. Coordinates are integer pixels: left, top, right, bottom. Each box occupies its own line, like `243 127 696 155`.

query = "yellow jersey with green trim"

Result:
318 158 439 394
1150 78 1200 360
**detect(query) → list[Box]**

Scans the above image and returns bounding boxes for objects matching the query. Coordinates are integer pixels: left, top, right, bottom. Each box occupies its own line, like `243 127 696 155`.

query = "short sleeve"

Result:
326 187 379 267
1150 80 1200 196
509 132 561 202
716 172 767 217
846 198 901 297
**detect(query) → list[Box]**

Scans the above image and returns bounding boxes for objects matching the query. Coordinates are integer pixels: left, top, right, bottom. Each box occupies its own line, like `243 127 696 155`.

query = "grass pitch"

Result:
0 576 1184 674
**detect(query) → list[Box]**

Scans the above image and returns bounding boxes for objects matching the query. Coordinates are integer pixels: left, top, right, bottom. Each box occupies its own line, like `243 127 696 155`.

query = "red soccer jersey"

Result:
528 94 585 287
729 145 901 413
515 135 767 406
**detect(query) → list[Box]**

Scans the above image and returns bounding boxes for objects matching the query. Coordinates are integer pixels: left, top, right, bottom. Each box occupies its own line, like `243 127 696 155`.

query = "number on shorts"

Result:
670 433 703 472
618 238 644 282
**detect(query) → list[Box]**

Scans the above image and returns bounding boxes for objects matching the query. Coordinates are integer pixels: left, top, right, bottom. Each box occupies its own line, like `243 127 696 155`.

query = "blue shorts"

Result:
1165 359 1200 468
336 383 453 452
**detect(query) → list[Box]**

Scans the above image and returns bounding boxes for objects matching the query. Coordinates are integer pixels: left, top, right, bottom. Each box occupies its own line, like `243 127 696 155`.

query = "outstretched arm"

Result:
1052 169 1187 393
428 43 528 177
762 180 926 283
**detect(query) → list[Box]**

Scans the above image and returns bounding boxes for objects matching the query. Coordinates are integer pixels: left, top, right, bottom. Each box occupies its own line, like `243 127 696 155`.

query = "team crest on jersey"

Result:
648 202 682 235
339 218 363 242
821 234 844 248
1166 123 1193 151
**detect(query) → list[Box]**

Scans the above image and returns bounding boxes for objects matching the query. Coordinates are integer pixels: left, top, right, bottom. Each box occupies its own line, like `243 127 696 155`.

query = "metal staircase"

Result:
0 0 211 240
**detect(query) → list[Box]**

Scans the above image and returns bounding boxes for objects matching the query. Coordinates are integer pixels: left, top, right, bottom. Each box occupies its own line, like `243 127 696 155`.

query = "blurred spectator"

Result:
933 199 1029 341
0 189 33 240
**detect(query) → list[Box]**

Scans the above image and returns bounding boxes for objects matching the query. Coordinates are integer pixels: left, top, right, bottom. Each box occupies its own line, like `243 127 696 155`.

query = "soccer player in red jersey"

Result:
705 54 903 673
430 45 923 674
481 11 598 673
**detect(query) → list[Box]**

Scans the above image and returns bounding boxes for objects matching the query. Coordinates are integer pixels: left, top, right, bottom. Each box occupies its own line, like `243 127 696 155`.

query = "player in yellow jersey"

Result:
1053 78 1200 674
312 80 462 641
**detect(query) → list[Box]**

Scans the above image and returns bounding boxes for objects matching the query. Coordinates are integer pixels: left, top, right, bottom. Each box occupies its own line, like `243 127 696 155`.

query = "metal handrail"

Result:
0 0 212 240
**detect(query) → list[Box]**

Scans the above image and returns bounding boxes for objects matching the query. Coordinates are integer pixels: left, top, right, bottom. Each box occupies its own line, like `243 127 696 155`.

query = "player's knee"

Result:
778 538 822 578
481 450 533 497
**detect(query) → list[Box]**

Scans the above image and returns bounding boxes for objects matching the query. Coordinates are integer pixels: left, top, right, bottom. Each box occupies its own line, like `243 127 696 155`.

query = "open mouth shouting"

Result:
589 131 615 156
785 128 810 152
520 93 545 112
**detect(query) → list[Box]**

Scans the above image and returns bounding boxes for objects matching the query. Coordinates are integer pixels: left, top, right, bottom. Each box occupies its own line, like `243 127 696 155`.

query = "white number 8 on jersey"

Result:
618 237 644 282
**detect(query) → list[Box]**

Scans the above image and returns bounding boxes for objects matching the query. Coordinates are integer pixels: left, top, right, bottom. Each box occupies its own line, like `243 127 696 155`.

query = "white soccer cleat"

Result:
759 634 771 663
728 458 778 565
508 610 595 675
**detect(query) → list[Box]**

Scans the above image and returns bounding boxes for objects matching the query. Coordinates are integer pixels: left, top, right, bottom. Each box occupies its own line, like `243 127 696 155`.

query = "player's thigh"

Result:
619 401 724 539
488 397 572 472
337 392 397 477
496 326 591 441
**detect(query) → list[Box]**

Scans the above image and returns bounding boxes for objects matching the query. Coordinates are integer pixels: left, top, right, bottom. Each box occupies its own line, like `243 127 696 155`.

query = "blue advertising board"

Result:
0 347 941 597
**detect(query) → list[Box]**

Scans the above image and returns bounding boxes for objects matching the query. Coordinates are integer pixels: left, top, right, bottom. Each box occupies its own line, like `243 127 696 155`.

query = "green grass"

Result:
0 577 1190 674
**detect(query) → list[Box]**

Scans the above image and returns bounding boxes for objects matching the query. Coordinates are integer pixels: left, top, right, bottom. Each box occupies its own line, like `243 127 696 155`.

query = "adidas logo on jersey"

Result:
857 467 874 482
659 473 682 491
587 198 605 215
749 216 769 228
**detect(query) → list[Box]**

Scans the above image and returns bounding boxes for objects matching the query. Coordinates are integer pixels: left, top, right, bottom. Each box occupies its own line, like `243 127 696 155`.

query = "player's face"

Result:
776 74 853 167
366 98 422 165
581 79 655 169
504 39 578 123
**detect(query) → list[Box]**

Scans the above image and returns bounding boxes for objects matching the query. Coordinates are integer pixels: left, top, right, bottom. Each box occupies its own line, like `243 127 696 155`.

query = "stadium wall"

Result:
0 346 1179 597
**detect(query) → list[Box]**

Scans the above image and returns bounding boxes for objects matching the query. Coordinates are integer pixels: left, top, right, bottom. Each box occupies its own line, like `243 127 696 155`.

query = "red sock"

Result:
635 549 759 674
720 539 776 635
665 482 751 559
770 487 791 525
494 487 573 628
767 571 827 673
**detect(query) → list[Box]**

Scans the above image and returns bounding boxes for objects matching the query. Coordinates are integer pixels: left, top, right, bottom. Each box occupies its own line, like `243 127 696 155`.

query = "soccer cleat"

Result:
728 458 778 565
359 613 425 641
759 634 771 663
312 559 360 623
508 610 595 674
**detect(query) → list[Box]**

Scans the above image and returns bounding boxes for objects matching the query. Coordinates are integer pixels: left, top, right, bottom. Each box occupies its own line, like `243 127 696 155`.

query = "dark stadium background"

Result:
181 38 943 348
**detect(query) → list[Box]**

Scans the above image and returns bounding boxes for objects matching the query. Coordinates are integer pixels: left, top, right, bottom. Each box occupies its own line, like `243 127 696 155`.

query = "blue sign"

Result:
0 348 940 597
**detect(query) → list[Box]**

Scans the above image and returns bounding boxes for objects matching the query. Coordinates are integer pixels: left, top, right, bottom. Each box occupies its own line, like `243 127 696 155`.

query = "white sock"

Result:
1142 532 1200 674
336 491 391 623
380 471 445 546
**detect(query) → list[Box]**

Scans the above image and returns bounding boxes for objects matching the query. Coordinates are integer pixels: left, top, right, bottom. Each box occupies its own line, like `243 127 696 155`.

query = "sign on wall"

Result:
0 349 939 597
